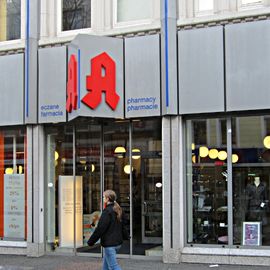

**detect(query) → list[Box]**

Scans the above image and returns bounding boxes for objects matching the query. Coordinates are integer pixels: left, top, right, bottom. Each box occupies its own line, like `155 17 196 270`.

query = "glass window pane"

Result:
186 118 228 245
45 125 74 251
233 116 270 246
104 120 130 254
132 118 162 256
0 128 26 241
198 0 213 11
75 119 101 254
62 0 91 31
117 0 151 22
0 0 21 41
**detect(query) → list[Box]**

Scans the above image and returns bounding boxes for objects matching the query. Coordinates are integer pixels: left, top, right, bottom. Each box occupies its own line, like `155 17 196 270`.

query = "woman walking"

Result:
87 190 124 270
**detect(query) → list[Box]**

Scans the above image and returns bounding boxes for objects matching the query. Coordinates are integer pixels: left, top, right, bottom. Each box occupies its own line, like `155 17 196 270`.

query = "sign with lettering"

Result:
59 175 83 248
67 34 124 120
4 174 25 239
38 46 67 123
125 35 161 118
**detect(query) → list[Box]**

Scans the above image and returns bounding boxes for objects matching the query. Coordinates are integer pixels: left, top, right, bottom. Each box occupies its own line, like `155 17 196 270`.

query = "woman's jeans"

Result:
102 245 122 270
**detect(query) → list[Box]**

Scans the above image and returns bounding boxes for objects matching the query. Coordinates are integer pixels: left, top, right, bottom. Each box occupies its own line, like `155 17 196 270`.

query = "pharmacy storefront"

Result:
39 34 163 257
2 19 270 265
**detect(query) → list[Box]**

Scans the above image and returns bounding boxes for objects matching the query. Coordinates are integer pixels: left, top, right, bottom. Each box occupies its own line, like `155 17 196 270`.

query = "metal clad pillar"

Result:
161 0 180 264
161 0 178 115
25 0 40 124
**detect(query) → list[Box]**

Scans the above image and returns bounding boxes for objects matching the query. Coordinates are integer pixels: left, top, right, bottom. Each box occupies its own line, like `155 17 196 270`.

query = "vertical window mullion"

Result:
227 118 233 247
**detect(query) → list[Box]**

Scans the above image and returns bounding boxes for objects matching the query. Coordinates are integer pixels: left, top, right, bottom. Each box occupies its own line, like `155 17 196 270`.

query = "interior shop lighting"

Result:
114 146 126 153
124 165 133 174
79 160 87 165
55 151 59 161
156 182 162 188
18 165 23 174
232 154 239 163
132 148 141 160
114 146 126 158
91 164 95 172
5 168 13 174
209 149 219 159
263 136 270 149
199 146 209 158
218 150 227 161
191 143 195 150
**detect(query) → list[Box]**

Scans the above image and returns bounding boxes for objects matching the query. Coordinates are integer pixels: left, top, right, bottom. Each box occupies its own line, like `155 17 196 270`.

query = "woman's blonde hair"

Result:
104 190 122 221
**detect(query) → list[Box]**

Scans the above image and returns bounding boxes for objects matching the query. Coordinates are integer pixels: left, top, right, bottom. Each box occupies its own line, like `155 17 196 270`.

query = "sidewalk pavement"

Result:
0 255 269 270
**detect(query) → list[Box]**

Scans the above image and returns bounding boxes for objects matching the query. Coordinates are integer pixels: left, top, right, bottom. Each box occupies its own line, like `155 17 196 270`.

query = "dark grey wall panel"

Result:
125 34 161 118
178 26 225 114
38 46 67 123
226 20 270 111
0 54 24 126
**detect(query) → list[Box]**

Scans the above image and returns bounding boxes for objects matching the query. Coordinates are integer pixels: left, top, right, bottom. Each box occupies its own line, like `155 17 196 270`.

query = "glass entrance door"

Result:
45 118 163 256
75 119 102 254
132 119 162 256
103 120 130 255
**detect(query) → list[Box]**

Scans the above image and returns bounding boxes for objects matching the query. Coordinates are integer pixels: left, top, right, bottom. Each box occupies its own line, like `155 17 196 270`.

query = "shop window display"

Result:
232 116 270 246
186 115 270 247
186 118 228 245
0 128 26 241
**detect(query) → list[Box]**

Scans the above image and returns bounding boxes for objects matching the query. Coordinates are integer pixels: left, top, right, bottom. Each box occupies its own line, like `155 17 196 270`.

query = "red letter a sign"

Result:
82 52 120 110
66 54 78 113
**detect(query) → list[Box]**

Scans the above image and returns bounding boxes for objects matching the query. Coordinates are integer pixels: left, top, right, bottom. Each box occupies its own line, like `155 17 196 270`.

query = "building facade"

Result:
1 0 270 266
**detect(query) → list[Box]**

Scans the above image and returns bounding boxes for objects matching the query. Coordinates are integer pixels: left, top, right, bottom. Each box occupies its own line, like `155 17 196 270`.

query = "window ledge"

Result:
101 22 161 36
183 246 270 257
0 241 27 248
177 7 270 27
0 40 25 53
39 22 161 47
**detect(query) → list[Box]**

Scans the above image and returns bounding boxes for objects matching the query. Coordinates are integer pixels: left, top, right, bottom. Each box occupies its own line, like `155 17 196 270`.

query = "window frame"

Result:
56 0 93 37
112 0 158 29
0 0 25 47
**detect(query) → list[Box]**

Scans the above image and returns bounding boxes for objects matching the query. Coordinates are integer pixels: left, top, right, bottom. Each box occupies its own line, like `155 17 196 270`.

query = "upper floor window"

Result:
62 0 91 31
116 0 151 23
195 0 214 16
0 0 21 42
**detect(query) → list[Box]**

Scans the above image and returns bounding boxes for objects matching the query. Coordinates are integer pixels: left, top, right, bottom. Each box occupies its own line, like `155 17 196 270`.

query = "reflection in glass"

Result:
117 0 151 22
186 119 228 244
233 116 270 246
103 120 130 254
75 119 101 254
132 119 162 256
45 125 74 252
0 0 21 41
62 0 91 31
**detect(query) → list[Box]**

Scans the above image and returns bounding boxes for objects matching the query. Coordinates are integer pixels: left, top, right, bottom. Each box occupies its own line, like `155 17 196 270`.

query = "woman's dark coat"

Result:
87 203 124 247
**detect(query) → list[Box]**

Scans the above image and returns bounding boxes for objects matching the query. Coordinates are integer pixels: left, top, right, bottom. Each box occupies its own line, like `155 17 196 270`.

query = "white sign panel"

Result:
59 176 83 248
4 174 25 239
